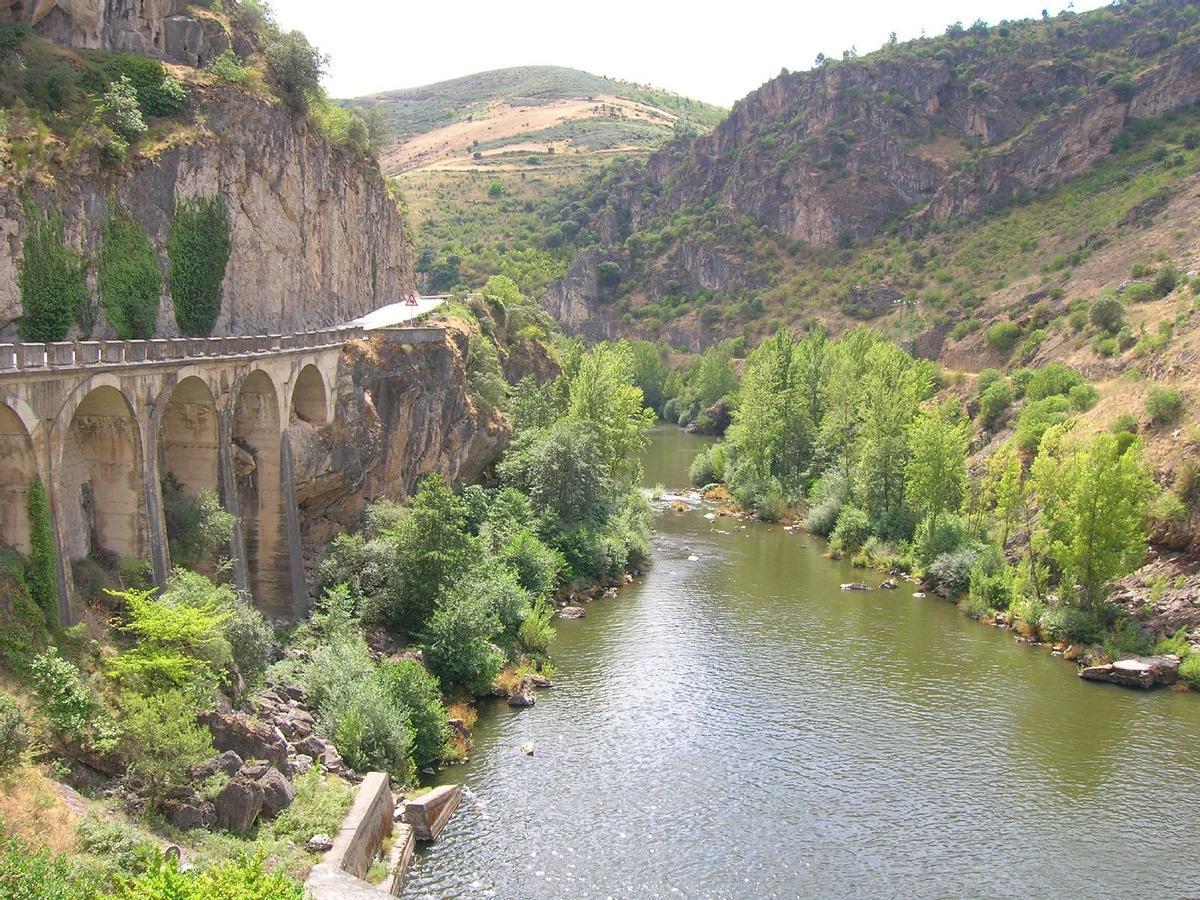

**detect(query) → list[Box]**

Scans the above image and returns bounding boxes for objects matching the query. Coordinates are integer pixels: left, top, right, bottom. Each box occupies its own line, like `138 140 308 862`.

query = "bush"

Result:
1089 295 1124 333
376 660 450 770
422 590 504 698
496 529 564 598
18 205 89 342
206 50 248 85
1180 654 1200 690
99 211 161 340
830 505 872 552
301 636 413 777
975 369 1005 395
977 379 1013 428
1014 396 1071 453
927 546 980 597
162 482 235 570
755 490 789 523
99 74 147 142
0 834 99 900
1040 604 1106 644
26 480 58 624
1067 383 1099 411
117 688 213 800
0 693 28 772
1154 265 1179 298
985 321 1021 352
1146 387 1185 427
911 513 971 567
967 549 1011 612
31 648 95 742
517 598 556 655
688 444 727 485
163 570 272 689
1025 363 1083 401
111 852 303 899
805 472 850 536
168 195 231 336
1153 628 1192 658
95 54 186 118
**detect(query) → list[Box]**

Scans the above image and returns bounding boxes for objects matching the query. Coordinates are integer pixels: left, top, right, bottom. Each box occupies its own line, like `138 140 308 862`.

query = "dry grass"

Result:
0 766 82 854
446 700 477 729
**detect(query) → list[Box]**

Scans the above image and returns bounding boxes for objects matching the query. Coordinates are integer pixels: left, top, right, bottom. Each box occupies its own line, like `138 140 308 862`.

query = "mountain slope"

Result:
352 65 725 174
539 0 1200 351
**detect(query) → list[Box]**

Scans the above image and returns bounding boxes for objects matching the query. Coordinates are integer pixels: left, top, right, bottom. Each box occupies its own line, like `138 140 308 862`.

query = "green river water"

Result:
406 425 1200 898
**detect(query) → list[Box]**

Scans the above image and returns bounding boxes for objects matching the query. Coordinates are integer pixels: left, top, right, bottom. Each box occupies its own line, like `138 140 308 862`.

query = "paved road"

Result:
350 295 445 330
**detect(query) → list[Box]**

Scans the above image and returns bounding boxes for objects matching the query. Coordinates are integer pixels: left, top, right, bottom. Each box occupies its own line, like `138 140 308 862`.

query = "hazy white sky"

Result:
268 0 1108 105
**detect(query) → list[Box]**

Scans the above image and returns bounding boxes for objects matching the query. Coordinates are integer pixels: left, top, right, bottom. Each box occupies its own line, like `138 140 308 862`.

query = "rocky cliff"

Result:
0 81 414 340
543 0 1200 347
1 0 227 65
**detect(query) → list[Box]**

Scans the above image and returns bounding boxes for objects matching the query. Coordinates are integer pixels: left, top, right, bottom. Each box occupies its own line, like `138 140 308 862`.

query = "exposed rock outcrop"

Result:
0 0 228 65
0 85 414 339
1079 654 1181 689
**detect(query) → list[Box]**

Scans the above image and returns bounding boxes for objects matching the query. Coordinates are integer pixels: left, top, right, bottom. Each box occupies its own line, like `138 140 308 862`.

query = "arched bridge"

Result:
0 318 445 623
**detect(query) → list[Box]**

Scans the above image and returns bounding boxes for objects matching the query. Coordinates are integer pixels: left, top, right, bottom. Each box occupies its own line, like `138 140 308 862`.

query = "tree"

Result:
984 445 1024 550
99 74 147 141
905 401 970 533
498 420 608 528
265 30 328 112
1030 429 1155 608
566 343 656 487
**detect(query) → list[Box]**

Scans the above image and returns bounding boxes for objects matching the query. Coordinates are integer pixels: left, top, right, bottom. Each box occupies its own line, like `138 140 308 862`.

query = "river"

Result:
406 424 1200 898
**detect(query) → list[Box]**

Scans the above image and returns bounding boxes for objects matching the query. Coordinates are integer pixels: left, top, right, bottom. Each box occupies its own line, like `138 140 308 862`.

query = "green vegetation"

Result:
99 210 162 340
1146 387 1185 428
17 205 89 342
27 479 59 624
168 196 232 336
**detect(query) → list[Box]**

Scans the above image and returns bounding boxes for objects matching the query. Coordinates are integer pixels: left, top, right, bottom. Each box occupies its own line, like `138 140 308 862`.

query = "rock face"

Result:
214 776 265 834
0 0 229 65
201 709 291 774
1079 655 1181 690
0 85 414 340
290 329 512 558
543 3 1200 344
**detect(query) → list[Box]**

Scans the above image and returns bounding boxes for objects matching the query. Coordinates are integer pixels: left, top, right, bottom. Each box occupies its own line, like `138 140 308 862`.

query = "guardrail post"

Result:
0 344 15 370
77 342 101 365
99 341 124 364
19 343 46 369
126 341 147 363
48 342 75 367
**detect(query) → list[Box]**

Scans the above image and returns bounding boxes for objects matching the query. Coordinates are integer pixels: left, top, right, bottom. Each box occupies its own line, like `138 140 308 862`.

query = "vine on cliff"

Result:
99 210 162 340
17 204 89 342
26 480 58 625
168 195 231 337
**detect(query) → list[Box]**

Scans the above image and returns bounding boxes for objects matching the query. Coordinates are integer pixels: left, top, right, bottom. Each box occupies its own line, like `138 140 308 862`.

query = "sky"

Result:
268 0 1110 106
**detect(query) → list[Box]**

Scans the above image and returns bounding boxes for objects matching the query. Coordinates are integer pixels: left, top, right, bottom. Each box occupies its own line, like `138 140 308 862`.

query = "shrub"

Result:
1014 396 1071 454
422 590 504 698
99 75 146 142
1154 628 1192 658
1040 604 1106 644
517 598 556 655
30 648 95 742
830 505 872 552
1025 363 1083 401
206 50 248 85
270 769 354 847
18 205 89 342
975 369 1005 395
805 472 850 536
1176 458 1200 508
1102 617 1154 660
0 693 28 772
163 570 272 689
95 54 186 117
1146 387 1184 427
1180 654 1200 690
26 480 58 624
1154 265 1179 298
376 660 450 770
927 546 980 597
967 548 1011 612
0 834 99 899
75 814 155 879
99 211 161 340
1110 75 1135 102
912 513 971 567
111 852 303 899
1123 282 1158 304
117 688 213 800
977 379 1013 428
688 443 727 485
496 529 564 598
1089 295 1124 333
1067 383 1099 411
985 321 1021 352
168 196 231 336
755 490 789 523
162 482 235 570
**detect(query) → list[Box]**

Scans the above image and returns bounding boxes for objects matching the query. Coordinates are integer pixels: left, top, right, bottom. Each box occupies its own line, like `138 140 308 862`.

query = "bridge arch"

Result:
290 364 329 425
57 383 147 564
159 375 221 498
0 402 38 554
232 368 288 616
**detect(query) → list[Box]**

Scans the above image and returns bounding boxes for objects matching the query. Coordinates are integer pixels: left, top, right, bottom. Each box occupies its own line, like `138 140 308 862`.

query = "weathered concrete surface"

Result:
402 784 462 842
1080 655 1181 690
307 772 405 898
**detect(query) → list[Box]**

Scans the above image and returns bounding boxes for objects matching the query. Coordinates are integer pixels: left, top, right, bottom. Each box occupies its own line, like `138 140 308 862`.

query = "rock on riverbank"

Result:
1079 654 1181 689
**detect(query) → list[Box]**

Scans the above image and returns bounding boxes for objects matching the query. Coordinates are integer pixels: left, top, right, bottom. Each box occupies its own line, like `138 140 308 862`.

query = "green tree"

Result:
99 74 146 141
421 586 504 698
265 30 328 112
905 401 970 533
376 660 450 770
566 342 656 487
1030 429 1155 608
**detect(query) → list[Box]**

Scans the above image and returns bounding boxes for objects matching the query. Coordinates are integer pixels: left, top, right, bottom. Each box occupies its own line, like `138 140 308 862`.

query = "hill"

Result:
352 65 725 174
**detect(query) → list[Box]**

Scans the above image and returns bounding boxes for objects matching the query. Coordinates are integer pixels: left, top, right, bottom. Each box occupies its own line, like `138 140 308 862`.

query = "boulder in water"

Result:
1079 655 1180 689
840 582 870 591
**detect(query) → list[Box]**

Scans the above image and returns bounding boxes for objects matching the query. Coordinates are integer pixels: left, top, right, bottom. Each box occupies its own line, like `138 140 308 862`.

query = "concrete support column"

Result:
217 404 252 601
280 432 309 618
142 405 172 588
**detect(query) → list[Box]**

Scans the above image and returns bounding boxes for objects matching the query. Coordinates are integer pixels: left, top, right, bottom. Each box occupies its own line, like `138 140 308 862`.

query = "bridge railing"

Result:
0 325 369 373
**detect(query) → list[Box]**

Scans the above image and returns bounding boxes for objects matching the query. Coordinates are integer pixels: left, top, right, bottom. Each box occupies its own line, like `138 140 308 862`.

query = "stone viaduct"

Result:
0 325 439 623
